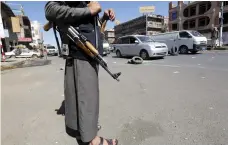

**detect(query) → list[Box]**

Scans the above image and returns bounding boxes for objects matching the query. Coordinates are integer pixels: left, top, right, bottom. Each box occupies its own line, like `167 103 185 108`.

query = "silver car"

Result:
113 35 168 60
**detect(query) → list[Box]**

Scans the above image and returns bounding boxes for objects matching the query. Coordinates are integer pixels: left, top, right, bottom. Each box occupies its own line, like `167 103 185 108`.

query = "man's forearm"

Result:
45 1 92 23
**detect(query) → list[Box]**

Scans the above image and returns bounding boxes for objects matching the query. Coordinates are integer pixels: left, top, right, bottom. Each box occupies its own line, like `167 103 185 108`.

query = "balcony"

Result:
147 22 162 28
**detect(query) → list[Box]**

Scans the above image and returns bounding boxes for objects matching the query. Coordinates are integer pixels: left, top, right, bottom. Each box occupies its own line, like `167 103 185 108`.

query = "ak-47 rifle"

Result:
43 20 121 82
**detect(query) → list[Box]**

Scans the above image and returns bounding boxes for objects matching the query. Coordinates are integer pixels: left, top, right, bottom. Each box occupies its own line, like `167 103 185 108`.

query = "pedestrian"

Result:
45 1 118 145
211 27 218 50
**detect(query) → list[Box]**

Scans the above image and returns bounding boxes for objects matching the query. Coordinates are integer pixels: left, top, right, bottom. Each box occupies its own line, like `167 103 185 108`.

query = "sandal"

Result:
99 137 118 145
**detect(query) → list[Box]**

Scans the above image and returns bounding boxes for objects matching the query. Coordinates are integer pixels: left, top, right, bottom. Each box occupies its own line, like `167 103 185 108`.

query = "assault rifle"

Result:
43 21 121 82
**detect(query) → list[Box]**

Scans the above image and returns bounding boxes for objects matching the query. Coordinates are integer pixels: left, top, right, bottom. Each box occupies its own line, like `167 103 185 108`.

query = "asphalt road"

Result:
2 51 228 145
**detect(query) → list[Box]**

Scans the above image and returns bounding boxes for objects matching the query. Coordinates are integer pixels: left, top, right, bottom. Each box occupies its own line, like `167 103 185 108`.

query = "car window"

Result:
116 38 122 44
190 31 203 37
179 31 191 38
129 37 137 44
137 36 154 42
47 46 55 49
121 37 129 44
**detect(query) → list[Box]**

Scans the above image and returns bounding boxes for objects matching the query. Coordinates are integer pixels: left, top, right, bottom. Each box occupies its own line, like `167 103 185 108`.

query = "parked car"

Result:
113 35 168 60
151 30 207 54
46 45 58 56
103 39 111 56
5 48 40 58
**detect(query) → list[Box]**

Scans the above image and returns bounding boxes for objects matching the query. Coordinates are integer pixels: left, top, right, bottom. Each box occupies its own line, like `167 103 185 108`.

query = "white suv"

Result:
46 46 58 56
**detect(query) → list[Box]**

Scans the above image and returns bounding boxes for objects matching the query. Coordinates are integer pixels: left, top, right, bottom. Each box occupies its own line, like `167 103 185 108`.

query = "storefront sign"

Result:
18 37 32 42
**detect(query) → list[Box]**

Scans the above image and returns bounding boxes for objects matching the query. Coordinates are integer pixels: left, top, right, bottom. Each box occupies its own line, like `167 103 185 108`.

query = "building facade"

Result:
31 21 43 47
16 15 33 45
104 29 115 44
114 14 165 39
1 2 18 52
169 1 228 41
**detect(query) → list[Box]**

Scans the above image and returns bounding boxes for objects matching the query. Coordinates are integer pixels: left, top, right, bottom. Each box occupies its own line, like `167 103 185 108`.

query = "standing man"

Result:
211 27 218 50
45 1 118 145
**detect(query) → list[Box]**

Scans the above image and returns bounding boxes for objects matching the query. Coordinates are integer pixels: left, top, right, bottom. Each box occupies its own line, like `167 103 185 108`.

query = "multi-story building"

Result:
114 14 165 39
16 15 33 46
104 29 115 43
1 2 18 52
168 1 228 41
31 21 43 47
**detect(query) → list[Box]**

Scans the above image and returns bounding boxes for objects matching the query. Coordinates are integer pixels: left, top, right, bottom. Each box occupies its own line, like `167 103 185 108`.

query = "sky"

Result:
7 1 170 47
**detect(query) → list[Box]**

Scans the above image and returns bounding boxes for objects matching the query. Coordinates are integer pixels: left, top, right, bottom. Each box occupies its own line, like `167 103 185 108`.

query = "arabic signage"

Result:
18 37 32 42
139 6 155 13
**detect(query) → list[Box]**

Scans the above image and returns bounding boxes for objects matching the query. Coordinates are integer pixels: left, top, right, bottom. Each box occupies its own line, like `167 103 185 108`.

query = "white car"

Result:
46 45 58 56
103 40 110 56
113 35 168 60
5 48 41 58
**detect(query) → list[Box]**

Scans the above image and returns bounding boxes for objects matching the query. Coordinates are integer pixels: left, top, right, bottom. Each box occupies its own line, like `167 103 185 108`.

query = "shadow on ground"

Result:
112 56 165 61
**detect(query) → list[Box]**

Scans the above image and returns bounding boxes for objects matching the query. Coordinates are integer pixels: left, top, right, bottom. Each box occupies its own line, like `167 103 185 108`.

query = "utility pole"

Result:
146 14 148 36
219 1 224 47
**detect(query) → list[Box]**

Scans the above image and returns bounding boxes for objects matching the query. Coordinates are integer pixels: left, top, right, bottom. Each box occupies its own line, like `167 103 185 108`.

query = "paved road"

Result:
2 52 228 145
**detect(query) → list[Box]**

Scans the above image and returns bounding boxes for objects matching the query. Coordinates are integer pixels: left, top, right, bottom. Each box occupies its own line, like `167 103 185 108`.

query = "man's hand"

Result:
87 1 101 16
103 9 115 21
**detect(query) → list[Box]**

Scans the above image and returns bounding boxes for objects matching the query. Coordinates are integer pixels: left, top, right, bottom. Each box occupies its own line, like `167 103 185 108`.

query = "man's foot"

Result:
90 136 118 145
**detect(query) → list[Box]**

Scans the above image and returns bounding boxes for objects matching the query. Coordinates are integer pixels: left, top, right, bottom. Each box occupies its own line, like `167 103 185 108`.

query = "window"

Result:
121 37 129 44
183 21 188 29
115 38 122 44
172 23 178 30
47 46 55 49
224 12 228 24
171 11 177 21
179 31 191 38
190 6 196 16
198 17 210 27
137 36 154 42
199 3 207 15
183 8 189 17
224 1 228 6
129 37 137 44
199 2 211 15
2 19 8 29
189 19 196 28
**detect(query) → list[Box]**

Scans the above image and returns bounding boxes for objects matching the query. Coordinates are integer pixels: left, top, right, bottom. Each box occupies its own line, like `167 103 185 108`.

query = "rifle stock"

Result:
43 21 53 32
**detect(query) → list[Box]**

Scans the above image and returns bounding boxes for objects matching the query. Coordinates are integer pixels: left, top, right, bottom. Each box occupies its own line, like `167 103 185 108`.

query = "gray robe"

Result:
64 58 99 142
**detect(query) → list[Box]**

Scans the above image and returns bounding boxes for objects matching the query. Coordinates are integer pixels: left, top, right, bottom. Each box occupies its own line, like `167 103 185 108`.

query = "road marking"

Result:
148 64 181 68
173 71 180 74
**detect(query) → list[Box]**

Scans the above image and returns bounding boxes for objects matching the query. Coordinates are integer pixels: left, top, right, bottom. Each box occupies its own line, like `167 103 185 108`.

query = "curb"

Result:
1 59 52 71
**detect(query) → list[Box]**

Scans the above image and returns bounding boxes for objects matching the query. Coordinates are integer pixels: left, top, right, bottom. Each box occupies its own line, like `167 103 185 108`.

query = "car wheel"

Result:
140 50 149 60
32 54 38 58
179 45 188 54
11 55 16 58
116 50 122 58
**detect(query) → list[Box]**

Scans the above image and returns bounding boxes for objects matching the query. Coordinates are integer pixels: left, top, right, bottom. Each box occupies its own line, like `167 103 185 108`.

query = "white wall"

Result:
31 21 42 45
